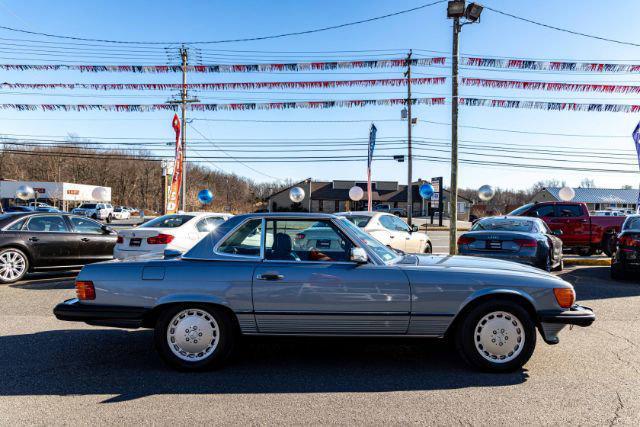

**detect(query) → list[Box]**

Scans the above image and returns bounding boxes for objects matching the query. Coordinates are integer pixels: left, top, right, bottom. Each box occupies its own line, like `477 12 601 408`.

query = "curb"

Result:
564 258 611 267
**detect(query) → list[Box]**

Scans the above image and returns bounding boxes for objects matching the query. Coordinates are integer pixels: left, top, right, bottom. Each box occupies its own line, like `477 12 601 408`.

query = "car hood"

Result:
406 254 555 278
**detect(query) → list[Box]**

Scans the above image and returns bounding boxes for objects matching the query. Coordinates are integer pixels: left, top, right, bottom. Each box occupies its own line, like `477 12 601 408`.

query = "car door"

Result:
22 214 79 267
391 215 422 253
67 216 115 263
252 218 411 335
377 214 406 251
553 204 590 247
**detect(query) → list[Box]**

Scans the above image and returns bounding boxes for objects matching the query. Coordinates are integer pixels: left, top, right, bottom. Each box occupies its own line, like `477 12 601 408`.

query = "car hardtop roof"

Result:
479 215 538 222
231 212 339 220
177 211 232 217
335 211 382 217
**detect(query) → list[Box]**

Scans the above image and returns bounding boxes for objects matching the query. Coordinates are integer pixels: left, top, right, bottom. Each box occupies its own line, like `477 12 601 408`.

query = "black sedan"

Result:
611 214 640 280
457 216 564 271
0 212 117 284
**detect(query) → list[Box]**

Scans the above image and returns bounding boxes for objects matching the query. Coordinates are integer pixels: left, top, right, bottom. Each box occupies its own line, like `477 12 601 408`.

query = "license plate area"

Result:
130 238 142 247
486 240 502 250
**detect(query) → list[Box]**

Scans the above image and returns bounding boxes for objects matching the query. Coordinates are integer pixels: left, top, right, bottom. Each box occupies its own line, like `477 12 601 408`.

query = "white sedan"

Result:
112 206 131 220
336 211 432 254
114 212 233 260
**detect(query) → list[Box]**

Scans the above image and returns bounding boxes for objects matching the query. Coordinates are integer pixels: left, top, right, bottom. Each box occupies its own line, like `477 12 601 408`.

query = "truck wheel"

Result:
455 299 536 372
602 233 616 257
154 304 235 371
106 214 113 224
91 213 98 220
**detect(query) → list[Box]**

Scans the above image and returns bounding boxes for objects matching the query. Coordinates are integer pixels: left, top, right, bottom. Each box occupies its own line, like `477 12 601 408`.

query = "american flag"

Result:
367 124 377 211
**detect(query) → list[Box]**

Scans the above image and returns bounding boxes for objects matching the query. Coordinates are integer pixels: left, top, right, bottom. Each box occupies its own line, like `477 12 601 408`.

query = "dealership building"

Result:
266 180 472 220
0 180 112 211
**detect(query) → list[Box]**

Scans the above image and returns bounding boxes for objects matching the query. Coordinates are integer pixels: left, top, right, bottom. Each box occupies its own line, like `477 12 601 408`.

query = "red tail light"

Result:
116 235 123 244
147 233 175 244
514 239 537 248
295 233 306 240
619 235 640 247
457 236 475 245
75 280 95 300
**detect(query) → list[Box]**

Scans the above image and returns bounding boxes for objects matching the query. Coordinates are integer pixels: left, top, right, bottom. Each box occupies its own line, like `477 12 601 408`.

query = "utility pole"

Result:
167 46 199 213
449 17 461 255
405 50 413 226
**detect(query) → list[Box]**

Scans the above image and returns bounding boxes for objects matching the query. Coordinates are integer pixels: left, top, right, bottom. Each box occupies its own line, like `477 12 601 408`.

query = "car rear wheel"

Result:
154 304 235 371
455 300 536 372
0 248 29 284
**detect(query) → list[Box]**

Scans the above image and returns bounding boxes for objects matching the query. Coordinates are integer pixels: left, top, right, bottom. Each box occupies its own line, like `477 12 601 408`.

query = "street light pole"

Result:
449 17 460 255
180 47 188 213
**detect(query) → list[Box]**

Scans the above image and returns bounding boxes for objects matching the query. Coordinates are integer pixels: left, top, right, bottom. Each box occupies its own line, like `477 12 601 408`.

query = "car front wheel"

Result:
455 300 536 372
0 248 29 284
154 304 235 371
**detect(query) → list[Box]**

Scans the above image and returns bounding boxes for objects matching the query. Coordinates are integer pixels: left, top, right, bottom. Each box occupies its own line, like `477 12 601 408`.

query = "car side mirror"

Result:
163 249 182 259
552 229 562 236
350 247 368 264
101 225 113 234
411 224 419 233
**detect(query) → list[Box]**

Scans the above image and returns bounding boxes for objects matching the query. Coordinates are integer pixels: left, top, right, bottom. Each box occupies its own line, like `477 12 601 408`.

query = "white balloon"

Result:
478 184 495 202
92 187 109 202
289 187 305 203
15 185 34 201
348 186 364 201
558 186 575 201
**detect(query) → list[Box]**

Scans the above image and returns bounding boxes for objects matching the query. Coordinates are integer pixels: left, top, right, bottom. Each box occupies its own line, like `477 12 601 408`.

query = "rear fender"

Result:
155 293 231 308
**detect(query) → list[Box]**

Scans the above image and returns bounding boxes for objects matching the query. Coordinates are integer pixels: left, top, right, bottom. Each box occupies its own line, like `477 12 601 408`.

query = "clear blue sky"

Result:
1 0 639 191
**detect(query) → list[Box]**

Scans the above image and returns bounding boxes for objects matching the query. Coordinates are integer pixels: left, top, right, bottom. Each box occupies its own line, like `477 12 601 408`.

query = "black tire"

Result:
424 242 433 254
106 214 113 224
0 247 29 284
91 213 98 220
455 299 536 372
154 304 236 371
602 233 616 257
611 262 626 281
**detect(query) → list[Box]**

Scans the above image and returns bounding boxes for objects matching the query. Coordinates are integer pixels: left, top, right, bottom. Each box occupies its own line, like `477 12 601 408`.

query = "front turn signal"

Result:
76 280 95 300
553 287 575 309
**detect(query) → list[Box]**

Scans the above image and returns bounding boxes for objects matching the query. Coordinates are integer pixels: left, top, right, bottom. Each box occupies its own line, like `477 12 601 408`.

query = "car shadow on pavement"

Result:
557 266 640 301
9 272 77 290
0 329 528 402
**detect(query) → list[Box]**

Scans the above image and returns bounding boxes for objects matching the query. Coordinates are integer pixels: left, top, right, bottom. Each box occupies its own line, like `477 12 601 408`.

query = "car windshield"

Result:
79 204 96 209
341 215 372 227
141 214 195 228
508 203 534 216
472 218 534 232
338 217 399 263
623 216 640 230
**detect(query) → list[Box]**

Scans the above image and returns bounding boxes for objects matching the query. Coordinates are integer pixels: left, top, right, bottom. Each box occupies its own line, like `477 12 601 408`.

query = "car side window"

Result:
196 217 225 233
70 217 103 234
530 205 556 218
26 215 69 232
217 219 262 257
379 215 396 231
6 218 27 231
265 219 354 262
558 204 583 217
391 216 411 232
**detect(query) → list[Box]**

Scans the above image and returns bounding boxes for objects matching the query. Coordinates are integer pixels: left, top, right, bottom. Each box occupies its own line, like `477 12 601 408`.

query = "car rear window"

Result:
623 217 640 230
141 214 195 228
342 215 372 228
79 204 97 209
472 218 534 232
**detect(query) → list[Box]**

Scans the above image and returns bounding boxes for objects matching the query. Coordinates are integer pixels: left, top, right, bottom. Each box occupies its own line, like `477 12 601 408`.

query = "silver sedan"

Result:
54 213 594 373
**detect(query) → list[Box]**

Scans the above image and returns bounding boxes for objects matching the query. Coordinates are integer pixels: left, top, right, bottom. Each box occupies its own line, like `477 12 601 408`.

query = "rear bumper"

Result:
53 298 148 328
537 304 595 344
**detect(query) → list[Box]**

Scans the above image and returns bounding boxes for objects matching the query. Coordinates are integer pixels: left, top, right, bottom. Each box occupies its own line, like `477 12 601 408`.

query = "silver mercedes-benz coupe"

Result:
54 213 594 372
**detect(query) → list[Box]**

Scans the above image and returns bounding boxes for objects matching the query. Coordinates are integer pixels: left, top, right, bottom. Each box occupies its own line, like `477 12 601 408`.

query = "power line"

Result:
0 1 445 45
484 5 640 48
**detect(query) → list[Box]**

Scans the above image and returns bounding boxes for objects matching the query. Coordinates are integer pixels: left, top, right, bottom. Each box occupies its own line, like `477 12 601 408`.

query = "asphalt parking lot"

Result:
0 265 638 425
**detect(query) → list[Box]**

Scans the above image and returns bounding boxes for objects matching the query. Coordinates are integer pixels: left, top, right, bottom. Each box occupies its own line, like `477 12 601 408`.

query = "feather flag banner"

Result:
0 58 446 73
0 98 446 112
0 77 446 91
462 78 640 93
461 57 640 73
459 97 640 113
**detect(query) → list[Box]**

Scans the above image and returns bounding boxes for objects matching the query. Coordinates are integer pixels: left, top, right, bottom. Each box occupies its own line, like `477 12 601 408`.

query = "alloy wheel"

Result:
474 310 525 363
166 308 220 362
0 250 27 283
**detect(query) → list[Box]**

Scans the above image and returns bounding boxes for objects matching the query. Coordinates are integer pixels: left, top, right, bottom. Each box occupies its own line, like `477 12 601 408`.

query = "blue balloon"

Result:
198 189 214 204
419 183 434 199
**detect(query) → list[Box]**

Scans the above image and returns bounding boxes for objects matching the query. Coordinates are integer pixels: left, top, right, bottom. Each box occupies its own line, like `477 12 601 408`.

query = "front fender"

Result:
458 287 539 314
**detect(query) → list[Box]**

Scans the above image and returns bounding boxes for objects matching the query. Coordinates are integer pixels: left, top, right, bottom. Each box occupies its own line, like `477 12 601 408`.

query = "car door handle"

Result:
28 237 39 242
80 238 90 242
257 273 284 281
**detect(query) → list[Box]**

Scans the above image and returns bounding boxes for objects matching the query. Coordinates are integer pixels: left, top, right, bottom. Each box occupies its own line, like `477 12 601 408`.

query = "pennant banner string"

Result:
462 77 640 93
459 97 640 113
0 77 446 91
0 98 446 112
0 57 445 73
461 57 640 73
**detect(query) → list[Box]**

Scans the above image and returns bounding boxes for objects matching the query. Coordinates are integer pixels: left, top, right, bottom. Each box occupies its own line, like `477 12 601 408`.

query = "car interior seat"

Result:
270 233 300 261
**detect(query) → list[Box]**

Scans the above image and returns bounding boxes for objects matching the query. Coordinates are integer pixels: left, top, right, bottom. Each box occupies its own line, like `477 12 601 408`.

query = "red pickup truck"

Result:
510 201 624 256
